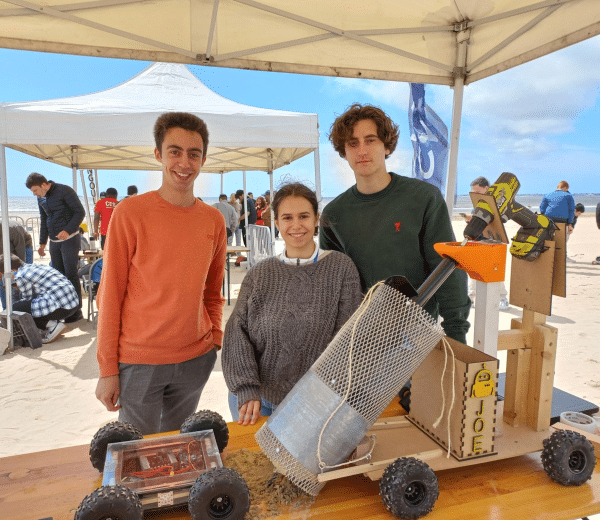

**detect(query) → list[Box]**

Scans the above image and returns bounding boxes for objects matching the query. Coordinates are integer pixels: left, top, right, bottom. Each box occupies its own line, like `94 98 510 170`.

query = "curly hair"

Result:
328 104 399 159
153 112 209 159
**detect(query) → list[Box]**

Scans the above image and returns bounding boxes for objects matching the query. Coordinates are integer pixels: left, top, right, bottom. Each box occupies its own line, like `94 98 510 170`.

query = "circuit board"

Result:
102 430 222 510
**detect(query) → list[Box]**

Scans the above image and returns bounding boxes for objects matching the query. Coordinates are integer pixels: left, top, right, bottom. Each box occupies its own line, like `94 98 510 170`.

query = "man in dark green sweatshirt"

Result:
320 103 470 344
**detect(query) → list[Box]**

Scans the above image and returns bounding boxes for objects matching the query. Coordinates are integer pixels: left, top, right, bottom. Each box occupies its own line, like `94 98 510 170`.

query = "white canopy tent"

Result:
1 0 599 211
1 0 600 343
0 61 319 344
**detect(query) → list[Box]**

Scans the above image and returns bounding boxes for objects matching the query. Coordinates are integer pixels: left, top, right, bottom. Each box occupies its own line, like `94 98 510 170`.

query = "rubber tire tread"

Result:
74 485 143 520
188 466 250 520
89 421 143 472
180 410 229 452
541 430 596 485
379 457 439 519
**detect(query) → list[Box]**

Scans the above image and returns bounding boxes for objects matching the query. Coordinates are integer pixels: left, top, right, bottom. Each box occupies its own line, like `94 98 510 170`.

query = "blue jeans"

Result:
228 392 276 421
0 279 20 310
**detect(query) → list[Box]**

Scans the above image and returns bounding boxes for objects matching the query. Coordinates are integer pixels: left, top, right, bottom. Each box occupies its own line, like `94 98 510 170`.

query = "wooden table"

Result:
224 245 250 305
78 250 103 264
1 401 599 520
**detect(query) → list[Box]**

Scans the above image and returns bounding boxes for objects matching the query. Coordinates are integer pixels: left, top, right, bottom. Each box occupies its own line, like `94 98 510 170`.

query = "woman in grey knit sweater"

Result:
222 183 363 426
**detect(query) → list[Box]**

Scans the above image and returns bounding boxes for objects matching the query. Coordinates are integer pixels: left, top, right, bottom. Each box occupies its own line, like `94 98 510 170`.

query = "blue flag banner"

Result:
408 83 449 196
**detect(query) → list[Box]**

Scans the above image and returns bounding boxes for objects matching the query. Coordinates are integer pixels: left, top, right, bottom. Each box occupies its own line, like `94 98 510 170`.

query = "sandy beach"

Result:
1 214 599 459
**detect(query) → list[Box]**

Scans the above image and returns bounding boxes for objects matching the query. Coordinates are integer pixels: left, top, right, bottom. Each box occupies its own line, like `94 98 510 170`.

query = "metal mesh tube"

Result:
256 283 445 495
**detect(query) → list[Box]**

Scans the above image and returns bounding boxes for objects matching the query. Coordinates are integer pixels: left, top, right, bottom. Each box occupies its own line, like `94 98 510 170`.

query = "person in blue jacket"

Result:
25 172 85 323
539 180 575 234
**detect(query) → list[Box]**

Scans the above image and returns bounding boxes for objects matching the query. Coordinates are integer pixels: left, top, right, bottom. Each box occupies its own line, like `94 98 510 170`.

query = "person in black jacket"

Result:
25 172 85 323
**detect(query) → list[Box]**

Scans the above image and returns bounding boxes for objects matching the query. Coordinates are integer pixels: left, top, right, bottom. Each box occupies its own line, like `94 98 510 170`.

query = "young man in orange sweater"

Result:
95 112 227 434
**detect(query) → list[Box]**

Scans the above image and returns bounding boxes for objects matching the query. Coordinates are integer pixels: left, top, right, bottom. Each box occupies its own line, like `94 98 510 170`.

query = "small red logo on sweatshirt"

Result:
394 222 401 232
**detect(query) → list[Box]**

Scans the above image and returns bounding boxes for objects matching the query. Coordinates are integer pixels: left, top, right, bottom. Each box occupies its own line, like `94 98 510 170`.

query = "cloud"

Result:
324 77 411 110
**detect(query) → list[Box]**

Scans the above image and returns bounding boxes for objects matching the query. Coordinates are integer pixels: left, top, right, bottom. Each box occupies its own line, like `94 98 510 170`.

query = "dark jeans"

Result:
240 224 247 247
49 234 82 311
100 234 107 249
12 299 77 330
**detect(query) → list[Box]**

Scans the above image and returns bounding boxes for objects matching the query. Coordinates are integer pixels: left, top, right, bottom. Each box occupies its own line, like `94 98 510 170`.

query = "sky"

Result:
1 34 599 200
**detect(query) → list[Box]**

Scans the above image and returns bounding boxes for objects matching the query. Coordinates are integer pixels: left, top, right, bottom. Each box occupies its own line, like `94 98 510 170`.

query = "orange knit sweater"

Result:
97 192 227 378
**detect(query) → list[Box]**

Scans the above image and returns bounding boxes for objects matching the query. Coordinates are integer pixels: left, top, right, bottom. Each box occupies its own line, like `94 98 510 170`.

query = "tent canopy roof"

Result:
0 62 319 172
0 0 599 85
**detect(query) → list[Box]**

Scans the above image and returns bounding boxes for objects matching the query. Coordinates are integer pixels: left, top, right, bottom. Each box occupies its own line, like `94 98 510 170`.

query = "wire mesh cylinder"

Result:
255 281 445 495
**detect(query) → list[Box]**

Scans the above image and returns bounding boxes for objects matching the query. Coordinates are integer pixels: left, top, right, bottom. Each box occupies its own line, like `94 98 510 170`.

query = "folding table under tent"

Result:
0 61 320 347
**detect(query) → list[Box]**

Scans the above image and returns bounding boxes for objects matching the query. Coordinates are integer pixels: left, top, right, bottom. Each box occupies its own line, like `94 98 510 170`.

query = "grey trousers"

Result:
118 349 217 435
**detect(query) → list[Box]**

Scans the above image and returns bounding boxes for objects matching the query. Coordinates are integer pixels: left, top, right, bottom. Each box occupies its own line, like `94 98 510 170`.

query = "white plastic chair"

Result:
247 224 273 267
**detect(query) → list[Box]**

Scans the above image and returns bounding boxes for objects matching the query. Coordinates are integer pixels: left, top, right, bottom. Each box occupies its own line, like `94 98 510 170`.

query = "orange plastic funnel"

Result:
434 241 506 282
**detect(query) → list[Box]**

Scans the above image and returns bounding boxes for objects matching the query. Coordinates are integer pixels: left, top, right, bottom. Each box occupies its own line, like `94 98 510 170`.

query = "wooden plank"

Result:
318 449 444 483
503 347 531 427
1 405 600 520
552 223 567 298
497 328 532 351
468 192 509 243
526 322 558 432
509 241 555 316
370 416 411 430
552 422 600 452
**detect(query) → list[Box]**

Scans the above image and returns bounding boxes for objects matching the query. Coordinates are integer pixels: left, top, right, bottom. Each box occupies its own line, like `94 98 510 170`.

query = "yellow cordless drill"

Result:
463 172 555 261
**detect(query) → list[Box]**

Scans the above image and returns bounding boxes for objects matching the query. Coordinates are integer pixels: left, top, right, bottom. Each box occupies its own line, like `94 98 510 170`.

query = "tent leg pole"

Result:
445 30 469 217
314 146 322 206
242 171 247 248
269 170 275 251
0 144 14 352
220 172 224 195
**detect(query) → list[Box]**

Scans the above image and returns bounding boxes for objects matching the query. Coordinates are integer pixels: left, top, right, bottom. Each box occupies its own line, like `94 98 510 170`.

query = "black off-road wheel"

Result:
188 466 250 520
379 457 439 519
181 410 229 452
74 485 143 520
89 421 143 472
542 429 596 485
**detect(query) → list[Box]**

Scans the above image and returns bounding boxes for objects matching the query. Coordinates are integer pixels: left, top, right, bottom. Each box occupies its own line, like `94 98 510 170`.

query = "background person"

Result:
93 187 118 249
0 219 27 309
213 193 237 245
566 202 585 262
255 195 266 226
223 182 362 426
4 254 79 344
25 172 85 323
228 193 243 246
95 112 227 435
126 185 138 197
320 103 470 344
540 180 575 233
235 189 257 246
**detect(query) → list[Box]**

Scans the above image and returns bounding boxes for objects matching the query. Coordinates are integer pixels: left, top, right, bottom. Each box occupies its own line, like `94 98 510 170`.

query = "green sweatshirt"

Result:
320 172 471 343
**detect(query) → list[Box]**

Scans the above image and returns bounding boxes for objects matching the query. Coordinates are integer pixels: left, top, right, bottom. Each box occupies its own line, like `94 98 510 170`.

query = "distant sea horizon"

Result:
3 193 599 216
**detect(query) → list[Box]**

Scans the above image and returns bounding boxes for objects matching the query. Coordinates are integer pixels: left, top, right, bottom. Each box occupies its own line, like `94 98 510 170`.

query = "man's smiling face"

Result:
155 126 206 198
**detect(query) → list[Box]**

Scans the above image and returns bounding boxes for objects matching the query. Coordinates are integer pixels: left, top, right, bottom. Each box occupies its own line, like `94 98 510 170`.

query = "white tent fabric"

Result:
0 0 598 85
0 62 319 172
0 62 319 347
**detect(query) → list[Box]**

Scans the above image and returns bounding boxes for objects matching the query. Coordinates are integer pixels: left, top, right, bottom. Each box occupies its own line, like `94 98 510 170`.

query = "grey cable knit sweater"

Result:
222 251 363 408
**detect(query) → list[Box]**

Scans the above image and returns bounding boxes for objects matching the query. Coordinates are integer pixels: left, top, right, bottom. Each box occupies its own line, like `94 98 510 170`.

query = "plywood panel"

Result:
552 223 567 297
468 192 509 243
510 241 555 315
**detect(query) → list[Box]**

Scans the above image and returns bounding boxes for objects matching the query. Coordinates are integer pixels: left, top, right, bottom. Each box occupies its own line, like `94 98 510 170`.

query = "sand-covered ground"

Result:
1 214 599 458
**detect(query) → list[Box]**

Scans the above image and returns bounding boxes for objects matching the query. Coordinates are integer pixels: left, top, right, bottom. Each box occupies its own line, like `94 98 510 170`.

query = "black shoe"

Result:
63 310 84 323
